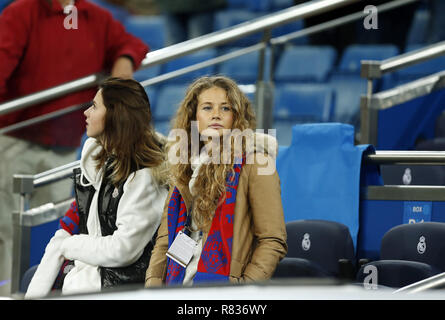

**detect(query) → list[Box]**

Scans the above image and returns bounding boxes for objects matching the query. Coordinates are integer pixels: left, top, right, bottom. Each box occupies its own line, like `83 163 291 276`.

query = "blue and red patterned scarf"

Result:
166 160 244 285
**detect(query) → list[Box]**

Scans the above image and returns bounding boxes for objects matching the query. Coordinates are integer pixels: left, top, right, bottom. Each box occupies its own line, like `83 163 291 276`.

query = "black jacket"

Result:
73 166 156 288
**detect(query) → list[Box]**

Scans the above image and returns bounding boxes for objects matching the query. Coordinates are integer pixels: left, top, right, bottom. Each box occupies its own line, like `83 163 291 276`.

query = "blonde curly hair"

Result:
168 76 256 229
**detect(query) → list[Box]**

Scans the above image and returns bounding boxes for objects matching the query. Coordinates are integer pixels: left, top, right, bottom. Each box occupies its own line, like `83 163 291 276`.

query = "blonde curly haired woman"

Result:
145 76 287 286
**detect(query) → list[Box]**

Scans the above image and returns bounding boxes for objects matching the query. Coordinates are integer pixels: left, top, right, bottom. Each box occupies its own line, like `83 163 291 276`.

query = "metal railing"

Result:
360 39 445 145
362 150 445 201
12 148 445 295
6 0 426 295
394 271 445 294
0 0 360 132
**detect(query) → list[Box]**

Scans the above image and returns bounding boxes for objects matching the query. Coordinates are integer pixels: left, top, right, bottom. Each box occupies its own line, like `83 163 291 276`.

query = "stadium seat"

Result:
270 0 294 11
153 84 187 121
394 44 445 84
245 0 273 12
276 123 382 250
134 65 162 83
356 222 445 288
433 111 445 138
217 47 271 83
380 165 445 186
273 219 356 279
89 0 129 22
273 121 294 146
356 260 439 289
20 264 38 293
333 44 399 93
0 0 12 13
274 45 337 83
271 20 308 45
405 8 430 46
273 257 330 278
328 74 367 125
154 120 171 137
162 49 217 84
336 44 400 75
213 10 262 47
226 0 247 9
124 16 166 50
144 85 158 114
273 83 335 122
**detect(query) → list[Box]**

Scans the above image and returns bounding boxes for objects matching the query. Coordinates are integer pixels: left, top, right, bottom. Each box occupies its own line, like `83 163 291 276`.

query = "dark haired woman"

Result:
26 78 168 298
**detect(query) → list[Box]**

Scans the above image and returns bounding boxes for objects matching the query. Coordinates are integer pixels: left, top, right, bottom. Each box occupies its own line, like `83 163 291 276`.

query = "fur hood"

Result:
79 133 170 190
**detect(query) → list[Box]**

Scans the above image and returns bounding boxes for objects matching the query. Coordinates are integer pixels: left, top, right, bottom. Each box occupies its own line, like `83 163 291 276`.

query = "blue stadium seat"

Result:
380 165 445 186
124 16 166 50
356 222 445 288
218 47 272 84
162 49 217 84
144 85 158 114
271 20 308 45
0 0 12 13
336 44 400 75
356 260 439 289
273 121 294 146
133 65 162 82
154 84 187 121
226 0 247 9
213 10 262 47
274 45 337 83
334 44 399 92
154 120 171 137
273 83 335 122
406 8 430 46
394 44 445 84
238 84 256 103
328 74 367 125
273 219 356 279
270 0 294 11
89 0 129 23
20 265 38 293
245 0 273 12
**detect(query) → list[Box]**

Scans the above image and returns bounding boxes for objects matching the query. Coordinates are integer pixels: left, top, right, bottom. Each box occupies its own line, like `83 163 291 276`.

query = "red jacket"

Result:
0 0 149 147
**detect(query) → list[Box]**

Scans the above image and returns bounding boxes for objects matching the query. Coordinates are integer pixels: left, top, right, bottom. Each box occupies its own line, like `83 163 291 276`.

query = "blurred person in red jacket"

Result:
0 0 149 296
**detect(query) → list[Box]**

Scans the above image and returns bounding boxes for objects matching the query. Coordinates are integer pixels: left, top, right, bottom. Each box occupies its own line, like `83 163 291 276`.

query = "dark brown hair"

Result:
94 77 165 186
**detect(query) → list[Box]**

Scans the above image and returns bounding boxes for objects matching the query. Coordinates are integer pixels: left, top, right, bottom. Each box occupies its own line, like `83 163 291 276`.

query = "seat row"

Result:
274 219 445 289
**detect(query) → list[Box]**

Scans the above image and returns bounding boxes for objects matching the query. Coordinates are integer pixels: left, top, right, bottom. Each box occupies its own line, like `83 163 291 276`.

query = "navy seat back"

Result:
285 219 355 276
380 222 445 271
273 257 330 279
274 84 335 123
356 260 440 289
356 222 445 288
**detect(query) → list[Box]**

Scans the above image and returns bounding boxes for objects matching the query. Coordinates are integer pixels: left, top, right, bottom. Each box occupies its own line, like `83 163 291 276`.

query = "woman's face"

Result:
196 86 234 139
84 89 107 138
